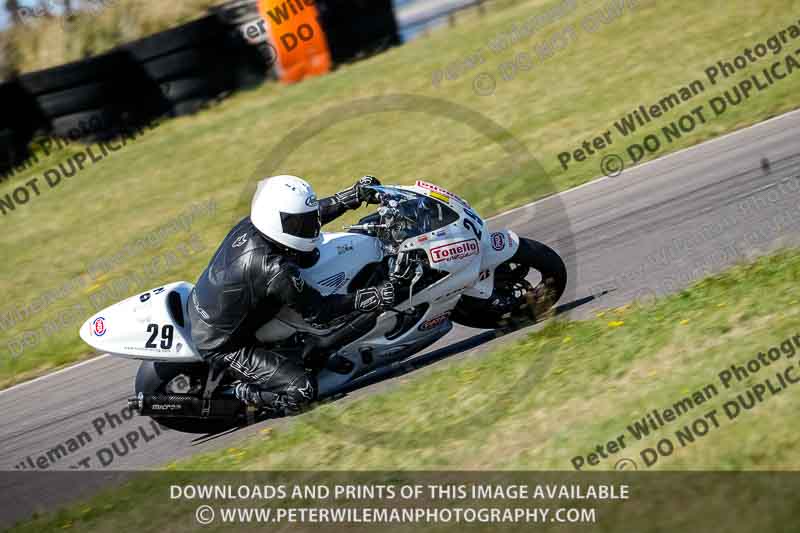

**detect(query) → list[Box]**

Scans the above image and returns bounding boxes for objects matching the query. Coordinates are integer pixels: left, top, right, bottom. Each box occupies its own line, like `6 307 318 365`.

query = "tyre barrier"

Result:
317 0 401 64
0 79 47 171
210 0 276 86
0 8 268 163
0 0 400 173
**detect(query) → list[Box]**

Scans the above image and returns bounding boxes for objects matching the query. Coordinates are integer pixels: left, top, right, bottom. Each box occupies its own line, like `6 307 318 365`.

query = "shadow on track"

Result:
326 291 606 400
192 291 606 440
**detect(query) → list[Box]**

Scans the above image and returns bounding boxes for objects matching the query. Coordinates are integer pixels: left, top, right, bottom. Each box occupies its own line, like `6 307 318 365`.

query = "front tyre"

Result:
450 238 567 330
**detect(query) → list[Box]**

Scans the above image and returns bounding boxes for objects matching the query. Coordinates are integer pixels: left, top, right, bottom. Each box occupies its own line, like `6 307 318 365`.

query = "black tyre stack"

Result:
0 79 43 174
18 51 162 142
124 12 266 117
316 0 401 64
210 0 275 86
0 12 269 174
124 16 229 118
0 0 399 175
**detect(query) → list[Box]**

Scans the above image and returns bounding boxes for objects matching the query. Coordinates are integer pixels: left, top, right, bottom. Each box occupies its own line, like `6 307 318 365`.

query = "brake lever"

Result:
408 264 424 307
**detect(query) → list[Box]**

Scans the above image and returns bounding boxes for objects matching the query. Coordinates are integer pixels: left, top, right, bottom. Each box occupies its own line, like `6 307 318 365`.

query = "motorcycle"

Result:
79 182 567 433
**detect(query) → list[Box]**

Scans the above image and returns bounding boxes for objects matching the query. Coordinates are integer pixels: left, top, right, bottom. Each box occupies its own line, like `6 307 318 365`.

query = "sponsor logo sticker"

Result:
491 232 506 251
429 191 450 204
92 317 107 336
416 180 470 207
430 238 479 263
152 404 182 411
418 313 450 331
232 233 249 248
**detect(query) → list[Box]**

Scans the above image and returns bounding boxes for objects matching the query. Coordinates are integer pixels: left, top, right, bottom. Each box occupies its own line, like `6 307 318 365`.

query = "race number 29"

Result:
145 324 174 349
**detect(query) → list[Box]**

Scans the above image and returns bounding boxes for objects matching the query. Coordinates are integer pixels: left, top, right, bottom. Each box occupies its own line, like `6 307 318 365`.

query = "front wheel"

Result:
450 238 567 330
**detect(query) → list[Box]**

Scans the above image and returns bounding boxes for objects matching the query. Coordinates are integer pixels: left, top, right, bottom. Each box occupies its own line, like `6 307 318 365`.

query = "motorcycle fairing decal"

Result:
429 191 450 204
92 317 107 336
300 232 383 295
418 312 450 331
319 272 347 289
491 232 506 251
429 239 480 263
415 180 470 207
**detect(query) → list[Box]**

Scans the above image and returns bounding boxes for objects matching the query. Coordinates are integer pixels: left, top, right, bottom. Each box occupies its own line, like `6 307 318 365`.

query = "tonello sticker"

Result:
430 239 479 263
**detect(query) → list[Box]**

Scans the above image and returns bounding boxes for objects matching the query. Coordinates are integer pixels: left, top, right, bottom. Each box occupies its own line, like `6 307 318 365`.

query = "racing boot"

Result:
233 375 317 416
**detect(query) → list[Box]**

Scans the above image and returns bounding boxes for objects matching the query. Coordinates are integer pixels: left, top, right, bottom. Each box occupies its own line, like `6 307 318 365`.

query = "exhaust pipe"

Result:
127 393 144 412
127 392 241 419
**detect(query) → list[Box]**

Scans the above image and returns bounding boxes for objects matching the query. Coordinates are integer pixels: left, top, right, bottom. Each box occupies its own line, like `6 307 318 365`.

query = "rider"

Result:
187 175 395 416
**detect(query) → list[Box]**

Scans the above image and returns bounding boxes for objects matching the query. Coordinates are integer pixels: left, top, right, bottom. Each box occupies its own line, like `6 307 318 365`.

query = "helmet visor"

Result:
280 210 320 239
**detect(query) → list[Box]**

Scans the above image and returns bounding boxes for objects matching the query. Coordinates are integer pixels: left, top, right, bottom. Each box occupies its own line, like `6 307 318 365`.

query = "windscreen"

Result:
366 186 460 241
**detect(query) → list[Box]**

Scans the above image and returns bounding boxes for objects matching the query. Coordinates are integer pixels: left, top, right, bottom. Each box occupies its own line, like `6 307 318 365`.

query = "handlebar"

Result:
343 223 390 232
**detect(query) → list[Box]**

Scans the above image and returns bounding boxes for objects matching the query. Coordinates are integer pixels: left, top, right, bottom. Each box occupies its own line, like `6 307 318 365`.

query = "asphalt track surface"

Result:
2 109 800 526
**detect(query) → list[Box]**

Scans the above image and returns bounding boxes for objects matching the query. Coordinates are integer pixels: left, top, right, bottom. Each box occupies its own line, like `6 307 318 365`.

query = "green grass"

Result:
2 0 800 387
9 248 800 532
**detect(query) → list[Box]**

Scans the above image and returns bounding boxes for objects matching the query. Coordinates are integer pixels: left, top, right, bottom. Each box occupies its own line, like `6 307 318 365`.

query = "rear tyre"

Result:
135 361 240 434
450 238 567 330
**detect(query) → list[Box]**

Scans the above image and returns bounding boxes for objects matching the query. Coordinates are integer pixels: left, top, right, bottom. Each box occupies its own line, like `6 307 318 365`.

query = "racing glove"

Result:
334 175 382 208
354 281 395 312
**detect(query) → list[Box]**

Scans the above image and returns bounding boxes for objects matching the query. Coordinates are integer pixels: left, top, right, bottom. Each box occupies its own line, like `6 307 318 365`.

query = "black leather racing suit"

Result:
187 192 387 415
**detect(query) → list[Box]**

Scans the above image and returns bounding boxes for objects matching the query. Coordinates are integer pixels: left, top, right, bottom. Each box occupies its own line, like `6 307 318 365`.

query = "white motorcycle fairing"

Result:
79 282 202 363
304 232 384 296
79 182 522 397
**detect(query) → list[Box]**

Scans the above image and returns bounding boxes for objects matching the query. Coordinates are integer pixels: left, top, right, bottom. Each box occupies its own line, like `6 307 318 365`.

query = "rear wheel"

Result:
450 238 567 330
135 361 240 434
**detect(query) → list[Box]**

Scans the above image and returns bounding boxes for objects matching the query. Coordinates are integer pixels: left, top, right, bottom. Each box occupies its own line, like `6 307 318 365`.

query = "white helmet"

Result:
251 175 321 252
